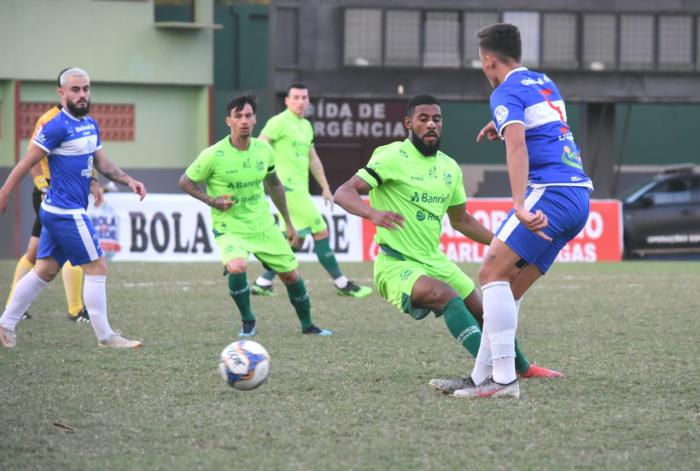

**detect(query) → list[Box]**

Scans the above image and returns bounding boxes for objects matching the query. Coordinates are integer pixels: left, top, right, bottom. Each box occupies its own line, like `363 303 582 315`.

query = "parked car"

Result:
619 165 700 258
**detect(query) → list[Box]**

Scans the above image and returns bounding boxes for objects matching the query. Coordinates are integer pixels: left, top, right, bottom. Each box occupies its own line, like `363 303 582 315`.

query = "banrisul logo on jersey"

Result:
561 145 583 169
90 201 121 259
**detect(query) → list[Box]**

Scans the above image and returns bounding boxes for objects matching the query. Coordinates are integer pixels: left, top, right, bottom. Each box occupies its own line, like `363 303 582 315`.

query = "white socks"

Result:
83 275 114 342
333 276 349 289
482 281 518 384
471 326 493 385
255 276 273 288
0 270 47 331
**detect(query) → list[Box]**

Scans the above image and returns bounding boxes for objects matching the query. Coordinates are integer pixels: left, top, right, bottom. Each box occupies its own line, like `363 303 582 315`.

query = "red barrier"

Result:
362 198 622 262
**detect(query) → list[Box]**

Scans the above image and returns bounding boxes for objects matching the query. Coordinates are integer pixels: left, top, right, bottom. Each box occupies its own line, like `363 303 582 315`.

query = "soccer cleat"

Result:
454 377 520 399
0 325 17 348
251 283 276 297
336 281 372 298
302 325 333 336
429 374 476 395
519 363 565 379
67 308 90 324
99 332 143 349
239 320 257 338
21 312 31 320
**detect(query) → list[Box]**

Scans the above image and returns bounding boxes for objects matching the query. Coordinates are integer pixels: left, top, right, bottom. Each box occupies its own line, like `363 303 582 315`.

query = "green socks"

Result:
441 297 482 357
260 269 276 282
228 273 254 322
514 339 531 373
441 296 532 373
285 278 313 330
313 237 343 280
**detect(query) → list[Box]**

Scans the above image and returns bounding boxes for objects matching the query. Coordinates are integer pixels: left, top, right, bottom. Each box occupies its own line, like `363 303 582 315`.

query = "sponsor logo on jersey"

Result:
561 145 583 169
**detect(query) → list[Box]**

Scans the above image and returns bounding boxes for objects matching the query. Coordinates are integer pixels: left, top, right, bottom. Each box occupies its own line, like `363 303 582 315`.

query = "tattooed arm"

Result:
178 173 234 212
93 148 146 200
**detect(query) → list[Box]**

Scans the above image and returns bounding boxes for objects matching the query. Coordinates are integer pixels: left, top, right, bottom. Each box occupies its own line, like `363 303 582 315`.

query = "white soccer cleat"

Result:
0 325 17 348
99 332 143 349
453 378 520 399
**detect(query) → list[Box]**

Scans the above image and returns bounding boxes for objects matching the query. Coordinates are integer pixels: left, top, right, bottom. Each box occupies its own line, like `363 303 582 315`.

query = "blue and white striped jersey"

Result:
490 67 592 188
33 108 102 210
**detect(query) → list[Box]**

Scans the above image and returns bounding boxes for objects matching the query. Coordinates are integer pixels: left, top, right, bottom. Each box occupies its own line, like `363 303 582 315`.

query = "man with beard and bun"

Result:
4 68 104 324
334 95 563 386
0 67 146 349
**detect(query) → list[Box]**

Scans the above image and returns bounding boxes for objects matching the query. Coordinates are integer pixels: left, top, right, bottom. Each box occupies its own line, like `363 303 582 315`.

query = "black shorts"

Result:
31 188 43 238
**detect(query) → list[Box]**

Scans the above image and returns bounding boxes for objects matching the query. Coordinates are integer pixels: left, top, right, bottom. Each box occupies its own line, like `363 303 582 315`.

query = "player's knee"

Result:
35 263 59 282
226 259 247 274
278 270 299 284
478 264 498 286
312 229 329 240
419 282 457 309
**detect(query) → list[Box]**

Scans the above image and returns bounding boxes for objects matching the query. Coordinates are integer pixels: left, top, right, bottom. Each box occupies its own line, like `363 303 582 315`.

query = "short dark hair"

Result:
287 83 308 95
226 94 257 116
478 23 521 63
406 95 441 117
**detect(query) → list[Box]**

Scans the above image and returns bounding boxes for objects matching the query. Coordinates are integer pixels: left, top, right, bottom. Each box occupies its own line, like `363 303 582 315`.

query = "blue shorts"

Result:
38 205 103 267
496 185 590 274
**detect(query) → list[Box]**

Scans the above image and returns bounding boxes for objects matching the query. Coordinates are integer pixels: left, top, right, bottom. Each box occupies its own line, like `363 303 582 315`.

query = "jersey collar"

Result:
283 108 304 121
503 66 528 83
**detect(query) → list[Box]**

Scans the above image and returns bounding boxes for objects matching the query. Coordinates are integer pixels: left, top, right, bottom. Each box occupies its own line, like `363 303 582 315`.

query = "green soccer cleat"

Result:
251 283 276 297
336 281 372 298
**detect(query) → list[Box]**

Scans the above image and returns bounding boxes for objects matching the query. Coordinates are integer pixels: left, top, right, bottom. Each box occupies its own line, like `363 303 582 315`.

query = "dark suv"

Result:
620 165 700 258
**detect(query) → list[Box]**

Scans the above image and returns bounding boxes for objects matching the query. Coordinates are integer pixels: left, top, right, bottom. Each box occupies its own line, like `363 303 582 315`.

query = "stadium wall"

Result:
0 0 214 86
0 0 216 259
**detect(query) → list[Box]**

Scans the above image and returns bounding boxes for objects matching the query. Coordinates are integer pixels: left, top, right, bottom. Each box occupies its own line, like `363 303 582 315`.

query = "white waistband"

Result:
40 202 87 216
529 181 594 190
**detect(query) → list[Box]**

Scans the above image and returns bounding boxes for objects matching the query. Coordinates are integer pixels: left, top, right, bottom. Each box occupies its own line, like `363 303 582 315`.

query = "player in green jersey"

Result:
251 83 372 299
334 95 562 389
179 95 332 337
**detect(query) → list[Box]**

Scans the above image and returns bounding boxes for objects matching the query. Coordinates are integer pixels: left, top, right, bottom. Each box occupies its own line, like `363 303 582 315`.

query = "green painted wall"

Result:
0 81 16 166
19 82 209 168
213 4 270 139
614 104 700 166
439 101 583 164
0 0 214 86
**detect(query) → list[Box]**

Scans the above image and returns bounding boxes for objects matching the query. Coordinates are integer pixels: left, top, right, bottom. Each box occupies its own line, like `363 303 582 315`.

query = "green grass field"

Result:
1 260 698 470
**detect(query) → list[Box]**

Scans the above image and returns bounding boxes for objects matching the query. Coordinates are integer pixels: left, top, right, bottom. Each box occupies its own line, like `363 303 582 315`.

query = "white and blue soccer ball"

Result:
218 340 271 391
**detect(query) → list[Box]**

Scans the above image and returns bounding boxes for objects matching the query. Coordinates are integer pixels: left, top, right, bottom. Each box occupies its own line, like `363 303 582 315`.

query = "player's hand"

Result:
322 188 334 210
514 207 552 241
0 189 9 215
369 209 404 230
91 180 104 208
129 179 147 201
285 225 300 248
211 194 236 211
476 121 500 142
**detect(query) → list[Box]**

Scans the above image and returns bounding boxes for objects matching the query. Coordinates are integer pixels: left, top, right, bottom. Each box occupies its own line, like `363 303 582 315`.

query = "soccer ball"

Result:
218 340 271 391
